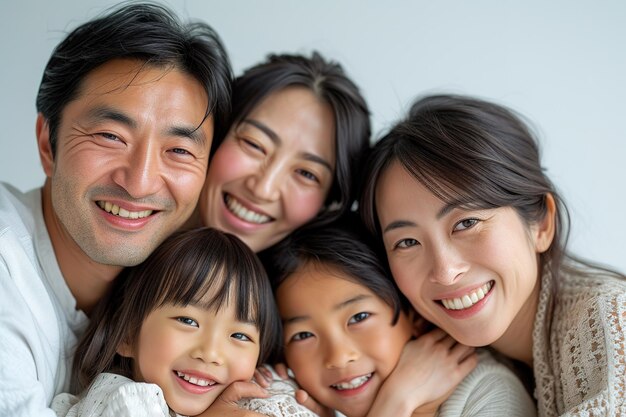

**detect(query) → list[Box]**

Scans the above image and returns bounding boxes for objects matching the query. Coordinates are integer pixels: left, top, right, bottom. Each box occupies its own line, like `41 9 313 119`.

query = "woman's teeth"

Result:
225 194 271 224
441 281 493 310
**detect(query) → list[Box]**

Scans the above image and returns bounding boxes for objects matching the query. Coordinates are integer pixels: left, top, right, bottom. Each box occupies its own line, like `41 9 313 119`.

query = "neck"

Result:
41 182 122 314
490 276 541 367
182 204 202 230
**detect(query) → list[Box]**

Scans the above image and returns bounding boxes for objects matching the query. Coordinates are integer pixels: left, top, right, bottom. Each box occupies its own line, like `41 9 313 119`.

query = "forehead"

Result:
243 86 336 166
71 58 210 122
376 161 425 201
278 262 372 306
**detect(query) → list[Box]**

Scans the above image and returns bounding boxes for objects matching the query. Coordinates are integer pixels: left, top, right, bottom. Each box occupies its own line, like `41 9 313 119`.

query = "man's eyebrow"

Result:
167 125 207 146
86 105 206 146
382 203 457 234
86 106 137 129
241 118 333 173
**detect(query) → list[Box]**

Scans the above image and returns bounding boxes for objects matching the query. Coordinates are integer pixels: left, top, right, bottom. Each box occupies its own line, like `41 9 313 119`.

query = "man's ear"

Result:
116 339 134 358
534 193 557 254
36 113 54 177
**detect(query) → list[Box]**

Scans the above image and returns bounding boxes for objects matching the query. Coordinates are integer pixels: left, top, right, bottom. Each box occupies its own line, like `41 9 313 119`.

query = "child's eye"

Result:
394 238 419 249
291 331 314 342
231 332 252 342
348 312 370 324
176 317 198 327
454 218 479 231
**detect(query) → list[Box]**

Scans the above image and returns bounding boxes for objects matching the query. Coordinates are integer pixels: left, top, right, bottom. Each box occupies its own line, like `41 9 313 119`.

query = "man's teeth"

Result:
331 373 372 390
441 281 493 310
97 201 152 219
225 195 271 224
176 371 216 387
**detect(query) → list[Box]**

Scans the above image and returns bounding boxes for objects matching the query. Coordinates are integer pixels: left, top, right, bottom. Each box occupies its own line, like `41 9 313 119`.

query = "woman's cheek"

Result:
285 189 326 225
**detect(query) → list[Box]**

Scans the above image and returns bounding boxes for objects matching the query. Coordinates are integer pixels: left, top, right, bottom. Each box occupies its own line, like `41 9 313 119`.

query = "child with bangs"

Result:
260 217 536 417
51 227 315 417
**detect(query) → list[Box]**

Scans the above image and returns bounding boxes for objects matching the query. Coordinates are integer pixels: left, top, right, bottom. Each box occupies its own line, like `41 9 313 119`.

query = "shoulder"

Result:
0 183 39 235
540 266 626 414
552 267 625 331
72 373 171 417
438 349 536 417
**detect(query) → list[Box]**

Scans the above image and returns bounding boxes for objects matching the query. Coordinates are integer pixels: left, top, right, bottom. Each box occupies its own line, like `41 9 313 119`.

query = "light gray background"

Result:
1 1 624 272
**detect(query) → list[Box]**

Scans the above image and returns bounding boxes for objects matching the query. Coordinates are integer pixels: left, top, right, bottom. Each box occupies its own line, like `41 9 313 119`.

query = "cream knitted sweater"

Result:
532 263 626 416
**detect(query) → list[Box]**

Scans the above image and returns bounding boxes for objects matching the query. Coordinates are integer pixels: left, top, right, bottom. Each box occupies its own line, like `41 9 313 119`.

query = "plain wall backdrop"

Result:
1 0 624 272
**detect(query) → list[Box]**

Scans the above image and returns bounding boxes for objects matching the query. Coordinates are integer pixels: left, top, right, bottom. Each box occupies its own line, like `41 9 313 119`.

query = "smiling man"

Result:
0 4 232 416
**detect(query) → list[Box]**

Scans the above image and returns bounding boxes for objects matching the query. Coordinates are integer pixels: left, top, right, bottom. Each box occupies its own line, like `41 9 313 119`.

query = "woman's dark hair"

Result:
359 93 624 336
222 52 370 226
72 227 280 393
261 214 410 358
36 2 232 156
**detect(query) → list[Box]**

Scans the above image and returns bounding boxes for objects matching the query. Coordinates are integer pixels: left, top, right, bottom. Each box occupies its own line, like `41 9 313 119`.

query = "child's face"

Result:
117 300 261 416
277 263 413 417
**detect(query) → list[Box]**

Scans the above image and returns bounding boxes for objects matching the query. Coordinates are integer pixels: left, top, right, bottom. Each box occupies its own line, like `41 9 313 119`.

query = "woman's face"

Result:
374 161 551 349
200 86 336 252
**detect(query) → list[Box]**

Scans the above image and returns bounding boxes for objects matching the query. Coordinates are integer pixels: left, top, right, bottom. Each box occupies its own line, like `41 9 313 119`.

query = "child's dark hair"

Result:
261 214 410 357
72 227 280 393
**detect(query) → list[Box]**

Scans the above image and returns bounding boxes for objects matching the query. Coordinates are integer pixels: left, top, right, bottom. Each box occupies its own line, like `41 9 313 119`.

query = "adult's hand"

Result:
196 381 268 417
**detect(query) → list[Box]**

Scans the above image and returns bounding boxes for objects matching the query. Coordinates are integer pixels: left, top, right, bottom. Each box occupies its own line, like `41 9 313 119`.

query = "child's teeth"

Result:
332 373 372 390
176 371 215 387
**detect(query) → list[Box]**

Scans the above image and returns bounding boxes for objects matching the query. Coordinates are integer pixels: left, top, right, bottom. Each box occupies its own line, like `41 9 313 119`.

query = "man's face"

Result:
39 59 213 267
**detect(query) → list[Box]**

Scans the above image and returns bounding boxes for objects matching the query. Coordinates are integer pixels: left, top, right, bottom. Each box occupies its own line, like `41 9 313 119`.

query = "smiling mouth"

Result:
440 281 494 310
175 371 217 387
97 201 153 219
224 194 272 224
331 373 372 390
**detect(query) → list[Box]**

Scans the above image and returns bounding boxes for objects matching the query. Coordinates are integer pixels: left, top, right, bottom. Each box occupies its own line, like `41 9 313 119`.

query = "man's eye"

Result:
171 148 192 156
95 132 121 141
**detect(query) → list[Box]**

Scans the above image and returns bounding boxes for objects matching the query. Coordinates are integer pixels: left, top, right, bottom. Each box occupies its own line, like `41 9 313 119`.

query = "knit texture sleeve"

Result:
533 267 626 416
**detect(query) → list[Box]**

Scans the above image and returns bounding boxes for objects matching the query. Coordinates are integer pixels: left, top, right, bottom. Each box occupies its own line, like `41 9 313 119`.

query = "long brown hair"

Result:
71 227 280 393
